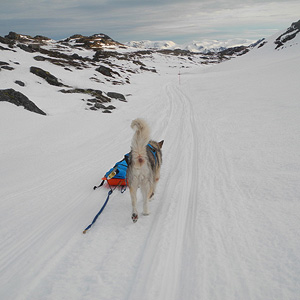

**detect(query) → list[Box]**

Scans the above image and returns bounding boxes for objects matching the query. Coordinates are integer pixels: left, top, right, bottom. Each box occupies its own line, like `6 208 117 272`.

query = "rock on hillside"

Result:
275 20 300 49
255 20 300 50
30 66 65 86
0 89 46 115
62 33 124 50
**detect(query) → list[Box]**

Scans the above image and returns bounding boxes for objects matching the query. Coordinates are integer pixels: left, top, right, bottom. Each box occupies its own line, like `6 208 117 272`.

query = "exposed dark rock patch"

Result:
218 46 249 58
33 52 86 68
95 65 120 77
0 88 46 115
94 102 106 109
1 65 14 71
107 92 126 102
5 31 22 40
63 33 123 50
140 66 157 73
106 105 116 110
0 61 14 71
257 40 267 48
59 90 118 111
0 44 14 51
33 56 47 61
158 49 195 57
15 80 25 87
5 31 50 44
17 44 35 53
60 88 111 103
275 20 300 49
30 66 64 86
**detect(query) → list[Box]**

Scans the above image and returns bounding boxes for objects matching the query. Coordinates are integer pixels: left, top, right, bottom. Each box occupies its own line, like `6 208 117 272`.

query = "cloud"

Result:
0 0 300 43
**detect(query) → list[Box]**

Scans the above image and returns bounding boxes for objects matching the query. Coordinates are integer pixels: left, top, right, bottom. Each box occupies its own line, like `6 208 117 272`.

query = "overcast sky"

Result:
0 0 299 44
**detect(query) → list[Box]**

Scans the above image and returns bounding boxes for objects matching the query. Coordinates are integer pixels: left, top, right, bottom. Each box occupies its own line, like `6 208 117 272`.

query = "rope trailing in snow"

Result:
83 180 127 234
83 156 129 234
83 189 113 234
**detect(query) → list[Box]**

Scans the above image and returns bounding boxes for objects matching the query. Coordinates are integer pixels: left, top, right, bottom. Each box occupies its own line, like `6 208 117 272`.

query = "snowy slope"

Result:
1 25 300 300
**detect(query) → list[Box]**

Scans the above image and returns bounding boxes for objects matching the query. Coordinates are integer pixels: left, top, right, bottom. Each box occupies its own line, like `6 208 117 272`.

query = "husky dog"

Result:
125 118 164 223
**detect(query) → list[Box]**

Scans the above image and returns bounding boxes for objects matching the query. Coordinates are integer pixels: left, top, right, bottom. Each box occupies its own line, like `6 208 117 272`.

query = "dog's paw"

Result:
132 213 138 223
142 212 150 216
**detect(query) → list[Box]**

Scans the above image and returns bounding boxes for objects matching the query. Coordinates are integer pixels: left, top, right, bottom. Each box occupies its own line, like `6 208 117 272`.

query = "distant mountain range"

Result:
125 38 257 53
0 31 257 54
0 20 299 115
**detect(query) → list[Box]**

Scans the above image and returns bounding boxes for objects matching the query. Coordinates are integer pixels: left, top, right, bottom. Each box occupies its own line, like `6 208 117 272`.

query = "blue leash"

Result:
83 189 113 234
83 182 127 234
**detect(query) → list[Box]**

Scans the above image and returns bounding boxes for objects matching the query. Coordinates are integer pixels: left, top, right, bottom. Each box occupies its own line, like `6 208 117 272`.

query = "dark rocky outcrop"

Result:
95 65 120 77
0 44 14 51
59 89 119 111
33 54 85 68
1 65 14 71
60 88 111 103
140 65 157 73
5 31 22 40
5 31 50 44
275 20 300 49
14 80 25 87
17 44 35 53
0 61 14 71
33 55 47 61
30 66 64 86
0 88 46 115
107 92 126 102
218 46 249 58
62 33 123 50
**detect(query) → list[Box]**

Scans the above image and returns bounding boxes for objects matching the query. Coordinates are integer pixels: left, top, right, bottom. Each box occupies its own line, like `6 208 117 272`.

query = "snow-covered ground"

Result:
1 29 300 300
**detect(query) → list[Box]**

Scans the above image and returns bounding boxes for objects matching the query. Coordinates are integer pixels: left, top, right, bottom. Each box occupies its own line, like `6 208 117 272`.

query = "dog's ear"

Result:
158 140 164 149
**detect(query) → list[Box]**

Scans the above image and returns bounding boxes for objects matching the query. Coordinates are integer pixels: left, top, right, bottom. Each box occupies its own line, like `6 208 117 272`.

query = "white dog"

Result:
125 118 164 222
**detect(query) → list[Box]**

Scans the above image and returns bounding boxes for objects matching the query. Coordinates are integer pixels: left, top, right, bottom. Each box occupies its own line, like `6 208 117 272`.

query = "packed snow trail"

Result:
1 43 300 300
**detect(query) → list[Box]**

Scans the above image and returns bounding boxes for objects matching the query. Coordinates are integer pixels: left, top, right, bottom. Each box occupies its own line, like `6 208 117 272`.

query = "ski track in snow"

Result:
1 39 300 300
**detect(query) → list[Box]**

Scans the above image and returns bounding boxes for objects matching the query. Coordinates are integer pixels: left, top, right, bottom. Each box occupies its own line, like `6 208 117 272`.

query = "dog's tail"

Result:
130 118 150 166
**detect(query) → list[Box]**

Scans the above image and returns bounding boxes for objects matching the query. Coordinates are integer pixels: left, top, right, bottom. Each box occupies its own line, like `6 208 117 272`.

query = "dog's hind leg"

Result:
141 183 151 216
129 186 139 222
150 169 160 199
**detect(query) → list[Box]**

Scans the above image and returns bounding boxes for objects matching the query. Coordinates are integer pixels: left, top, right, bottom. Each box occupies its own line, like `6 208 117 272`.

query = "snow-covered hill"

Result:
1 21 300 300
0 31 252 116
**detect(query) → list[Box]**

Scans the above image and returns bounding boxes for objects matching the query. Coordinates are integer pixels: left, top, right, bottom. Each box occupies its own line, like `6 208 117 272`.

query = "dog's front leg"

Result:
129 186 139 223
